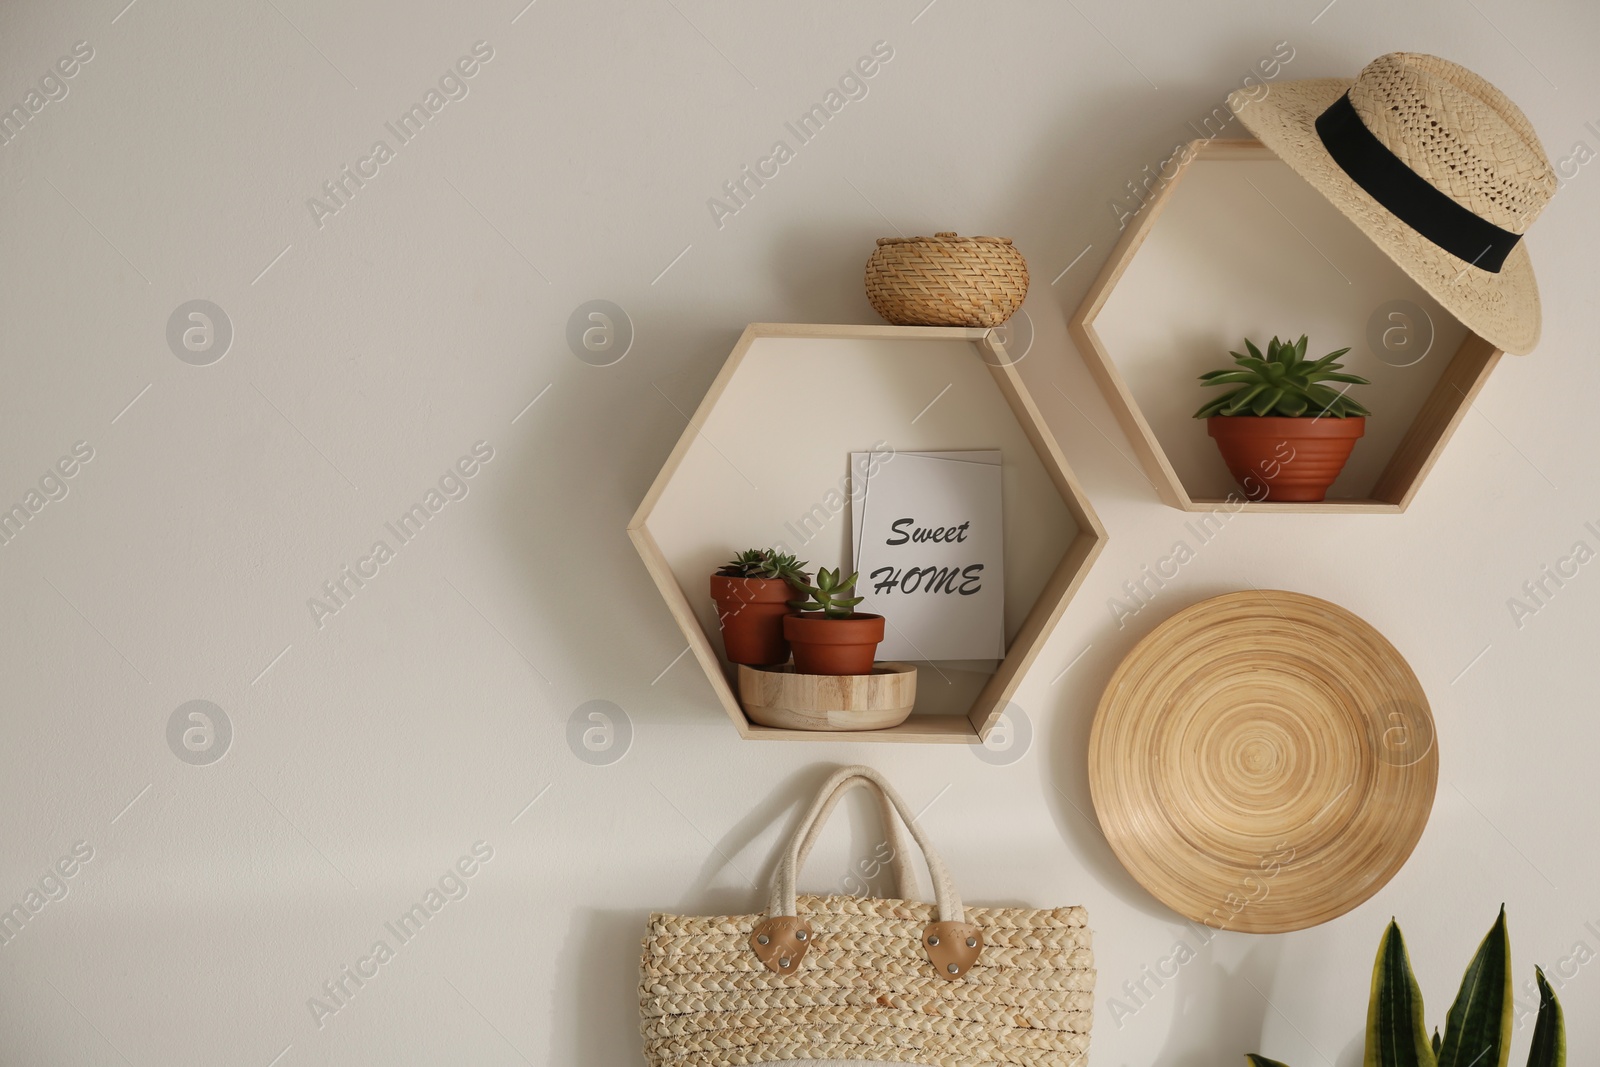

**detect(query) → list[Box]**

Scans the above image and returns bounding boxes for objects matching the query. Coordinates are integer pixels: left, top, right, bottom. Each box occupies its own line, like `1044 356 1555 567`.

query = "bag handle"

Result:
751 766 983 982
767 765 963 922
789 770 917 902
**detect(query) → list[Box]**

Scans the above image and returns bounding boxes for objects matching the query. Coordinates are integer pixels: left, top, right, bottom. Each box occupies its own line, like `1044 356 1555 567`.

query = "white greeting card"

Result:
849 450 1004 661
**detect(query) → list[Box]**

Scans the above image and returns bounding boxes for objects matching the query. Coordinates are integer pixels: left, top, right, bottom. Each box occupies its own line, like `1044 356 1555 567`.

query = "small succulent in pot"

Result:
1195 335 1372 503
710 549 810 666
783 568 885 676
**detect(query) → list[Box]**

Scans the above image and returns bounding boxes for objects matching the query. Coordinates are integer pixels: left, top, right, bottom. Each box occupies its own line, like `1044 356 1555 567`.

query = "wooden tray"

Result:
738 663 918 732
1088 590 1437 933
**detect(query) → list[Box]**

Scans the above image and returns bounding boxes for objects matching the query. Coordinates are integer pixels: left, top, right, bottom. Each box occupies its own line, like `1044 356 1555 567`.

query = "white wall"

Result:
1 1 1596 1064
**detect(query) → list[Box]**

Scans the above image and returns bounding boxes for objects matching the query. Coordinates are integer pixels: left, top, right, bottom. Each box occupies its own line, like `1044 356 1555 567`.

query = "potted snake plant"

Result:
1249 907 1565 1067
710 549 810 666
783 568 884 676
1195 335 1371 502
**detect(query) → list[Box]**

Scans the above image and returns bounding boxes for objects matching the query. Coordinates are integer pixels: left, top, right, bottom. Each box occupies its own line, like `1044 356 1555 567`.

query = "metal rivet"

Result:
779 957 791 968
796 930 807 941
947 964 959 974
927 935 939 946
757 934 769 945
966 937 977 948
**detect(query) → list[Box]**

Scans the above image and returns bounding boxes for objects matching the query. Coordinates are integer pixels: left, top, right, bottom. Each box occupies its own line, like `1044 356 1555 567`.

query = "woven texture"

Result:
640 767 1094 1066
641 894 1094 1067
1346 54 1551 232
1230 52 1556 354
865 234 1028 328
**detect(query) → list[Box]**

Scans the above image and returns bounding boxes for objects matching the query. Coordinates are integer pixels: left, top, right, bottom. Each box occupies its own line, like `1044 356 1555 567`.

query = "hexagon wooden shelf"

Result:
1069 138 1508 514
629 323 1107 743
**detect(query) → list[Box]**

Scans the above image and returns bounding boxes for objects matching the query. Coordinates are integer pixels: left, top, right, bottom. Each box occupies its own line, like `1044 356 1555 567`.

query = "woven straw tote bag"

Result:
639 765 1096 1066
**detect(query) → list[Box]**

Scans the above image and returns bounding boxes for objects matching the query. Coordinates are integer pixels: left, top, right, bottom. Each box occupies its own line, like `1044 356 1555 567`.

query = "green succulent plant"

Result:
716 549 810 585
1194 335 1371 419
1248 908 1565 1067
789 567 864 619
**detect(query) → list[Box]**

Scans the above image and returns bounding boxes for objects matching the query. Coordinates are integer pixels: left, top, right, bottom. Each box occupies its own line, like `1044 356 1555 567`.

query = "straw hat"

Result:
1229 53 1556 354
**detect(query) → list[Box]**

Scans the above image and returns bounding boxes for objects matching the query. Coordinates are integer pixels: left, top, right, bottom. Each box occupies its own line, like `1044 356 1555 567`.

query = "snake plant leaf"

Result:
1437 907 1512 1067
1432 1031 1441 1057
1247 1056 1295 1067
1365 920 1436 1067
1526 967 1566 1067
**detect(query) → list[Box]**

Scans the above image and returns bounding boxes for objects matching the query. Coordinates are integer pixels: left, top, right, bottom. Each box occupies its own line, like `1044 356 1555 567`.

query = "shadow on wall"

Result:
551 907 646 1066
1157 939 1283 1066
1045 580 1250 925
557 764 938 1065
1002 52 1299 299
767 220 887 326
1030 188 1181 886
492 212 888 736
486 317 750 733
1014 296 1163 512
659 759 959 912
682 763 826 916
999 78 1299 508
729 763 923 904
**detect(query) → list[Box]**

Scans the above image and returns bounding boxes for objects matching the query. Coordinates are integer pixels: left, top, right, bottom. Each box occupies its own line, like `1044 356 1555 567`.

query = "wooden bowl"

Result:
737 663 917 731
1089 590 1437 933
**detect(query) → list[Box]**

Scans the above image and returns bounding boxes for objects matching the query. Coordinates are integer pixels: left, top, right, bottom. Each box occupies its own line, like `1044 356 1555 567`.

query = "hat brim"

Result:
1231 79 1539 355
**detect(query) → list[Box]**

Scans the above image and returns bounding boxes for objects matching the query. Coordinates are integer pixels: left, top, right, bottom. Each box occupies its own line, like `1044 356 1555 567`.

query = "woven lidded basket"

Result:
865 232 1029 328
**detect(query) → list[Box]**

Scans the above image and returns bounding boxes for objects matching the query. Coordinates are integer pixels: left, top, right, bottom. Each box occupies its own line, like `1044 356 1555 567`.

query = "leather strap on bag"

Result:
750 765 984 982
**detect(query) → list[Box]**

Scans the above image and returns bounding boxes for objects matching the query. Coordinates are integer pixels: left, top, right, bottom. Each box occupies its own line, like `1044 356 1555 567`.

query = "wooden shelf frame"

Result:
628 323 1108 743
1068 138 1505 514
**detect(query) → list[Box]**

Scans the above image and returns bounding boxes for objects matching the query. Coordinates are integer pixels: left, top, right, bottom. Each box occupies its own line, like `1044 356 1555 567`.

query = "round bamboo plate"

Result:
1089 590 1437 933
738 663 917 731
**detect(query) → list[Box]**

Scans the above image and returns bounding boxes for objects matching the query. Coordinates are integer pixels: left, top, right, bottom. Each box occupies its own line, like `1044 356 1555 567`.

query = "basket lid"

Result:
875 232 1015 247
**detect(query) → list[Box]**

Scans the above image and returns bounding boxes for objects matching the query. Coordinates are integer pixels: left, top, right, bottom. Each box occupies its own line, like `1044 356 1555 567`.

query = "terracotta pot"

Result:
710 576 798 666
1207 416 1365 503
783 613 886 676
